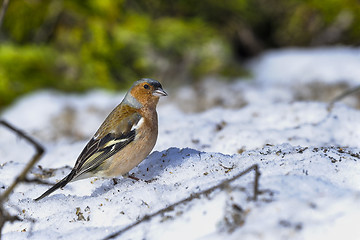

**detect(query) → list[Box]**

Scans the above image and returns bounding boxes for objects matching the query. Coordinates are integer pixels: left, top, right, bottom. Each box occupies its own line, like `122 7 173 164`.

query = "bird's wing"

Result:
72 107 142 179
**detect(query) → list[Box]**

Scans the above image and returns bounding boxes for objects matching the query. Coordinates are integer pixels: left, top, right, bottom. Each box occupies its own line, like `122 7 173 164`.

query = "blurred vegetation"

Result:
0 0 359 108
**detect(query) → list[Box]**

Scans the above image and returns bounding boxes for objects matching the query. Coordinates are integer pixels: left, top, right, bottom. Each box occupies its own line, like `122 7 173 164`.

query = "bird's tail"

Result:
34 170 76 201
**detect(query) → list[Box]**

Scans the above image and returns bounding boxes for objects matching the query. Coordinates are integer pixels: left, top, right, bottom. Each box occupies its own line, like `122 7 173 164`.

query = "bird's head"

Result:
124 78 167 109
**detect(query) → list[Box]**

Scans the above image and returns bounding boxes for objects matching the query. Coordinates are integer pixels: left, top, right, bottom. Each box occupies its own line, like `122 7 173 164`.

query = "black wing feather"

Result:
34 110 142 201
76 130 136 176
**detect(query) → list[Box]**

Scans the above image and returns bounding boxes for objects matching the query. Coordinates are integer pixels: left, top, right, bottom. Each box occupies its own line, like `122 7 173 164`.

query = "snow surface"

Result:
1 47 360 240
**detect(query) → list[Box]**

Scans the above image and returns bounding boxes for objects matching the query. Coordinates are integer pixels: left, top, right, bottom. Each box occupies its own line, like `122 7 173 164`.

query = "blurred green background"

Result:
0 0 359 108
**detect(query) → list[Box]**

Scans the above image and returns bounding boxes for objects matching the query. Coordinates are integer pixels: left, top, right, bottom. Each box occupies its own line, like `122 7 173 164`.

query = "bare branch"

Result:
0 0 10 30
23 177 53 186
0 120 45 238
329 85 360 109
103 164 260 240
0 120 45 202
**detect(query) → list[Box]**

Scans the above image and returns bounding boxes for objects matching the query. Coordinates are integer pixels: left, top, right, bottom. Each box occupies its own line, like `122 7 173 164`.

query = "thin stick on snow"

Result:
329 85 360 108
0 120 45 202
0 120 45 238
103 164 261 240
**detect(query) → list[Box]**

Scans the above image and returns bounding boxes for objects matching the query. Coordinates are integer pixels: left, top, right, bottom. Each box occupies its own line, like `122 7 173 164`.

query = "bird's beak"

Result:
153 88 168 97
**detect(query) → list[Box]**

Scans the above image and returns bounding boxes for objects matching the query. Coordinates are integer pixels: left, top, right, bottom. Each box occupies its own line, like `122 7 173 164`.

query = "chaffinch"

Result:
35 78 167 201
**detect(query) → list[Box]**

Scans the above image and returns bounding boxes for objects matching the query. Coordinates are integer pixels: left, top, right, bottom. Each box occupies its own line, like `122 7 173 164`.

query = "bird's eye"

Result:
144 84 150 89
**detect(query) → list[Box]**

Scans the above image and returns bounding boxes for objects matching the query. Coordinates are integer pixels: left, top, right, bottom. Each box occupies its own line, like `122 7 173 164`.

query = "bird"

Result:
35 78 167 201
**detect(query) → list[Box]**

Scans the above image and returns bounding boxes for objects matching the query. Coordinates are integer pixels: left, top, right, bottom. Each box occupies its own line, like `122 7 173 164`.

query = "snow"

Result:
1 47 360 240
250 47 360 86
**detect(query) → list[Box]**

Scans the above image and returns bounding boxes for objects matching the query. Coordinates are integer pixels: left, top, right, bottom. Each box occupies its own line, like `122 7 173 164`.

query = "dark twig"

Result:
0 120 45 238
0 0 10 30
329 85 360 110
253 164 260 201
0 207 20 225
23 177 53 186
103 164 260 240
0 120 45 202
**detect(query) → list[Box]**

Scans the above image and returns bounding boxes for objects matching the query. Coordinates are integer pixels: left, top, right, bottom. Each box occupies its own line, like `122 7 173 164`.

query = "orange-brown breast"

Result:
96 109 158 177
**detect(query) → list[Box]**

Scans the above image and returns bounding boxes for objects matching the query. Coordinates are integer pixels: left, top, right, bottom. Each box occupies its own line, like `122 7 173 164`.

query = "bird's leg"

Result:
122 173 140 181
112 178 120 185
122 173 158 183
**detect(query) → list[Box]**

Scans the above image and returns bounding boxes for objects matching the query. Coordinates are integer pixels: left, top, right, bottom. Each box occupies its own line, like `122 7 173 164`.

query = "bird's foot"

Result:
122 173 157 183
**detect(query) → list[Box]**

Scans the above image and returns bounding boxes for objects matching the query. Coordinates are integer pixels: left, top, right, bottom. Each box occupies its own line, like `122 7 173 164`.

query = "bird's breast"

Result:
98 116 158 177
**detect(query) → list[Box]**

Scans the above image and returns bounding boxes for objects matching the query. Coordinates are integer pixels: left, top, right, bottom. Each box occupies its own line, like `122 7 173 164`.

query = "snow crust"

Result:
1 47 360 240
